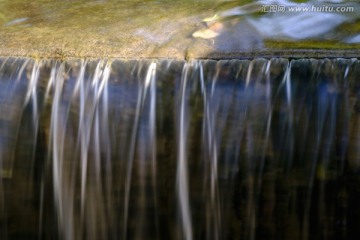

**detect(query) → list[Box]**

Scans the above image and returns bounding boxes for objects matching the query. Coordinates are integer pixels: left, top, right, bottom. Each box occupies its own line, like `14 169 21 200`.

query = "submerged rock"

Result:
345 33 360 43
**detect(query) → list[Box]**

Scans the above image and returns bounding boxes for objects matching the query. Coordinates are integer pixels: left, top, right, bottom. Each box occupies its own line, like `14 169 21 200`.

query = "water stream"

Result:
0 57 360 239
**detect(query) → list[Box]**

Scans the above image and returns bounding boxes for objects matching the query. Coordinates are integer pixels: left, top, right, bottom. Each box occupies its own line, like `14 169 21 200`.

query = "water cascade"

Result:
0 57 360 239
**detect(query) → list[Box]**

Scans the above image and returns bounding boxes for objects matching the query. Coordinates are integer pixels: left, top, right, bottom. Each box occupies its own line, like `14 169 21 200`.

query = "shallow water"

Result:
1 57 360 239
0 0 359 58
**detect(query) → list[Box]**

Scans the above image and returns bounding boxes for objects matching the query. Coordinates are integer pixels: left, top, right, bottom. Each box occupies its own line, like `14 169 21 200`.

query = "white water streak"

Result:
77 60 111 239
199 62 221 239
49 62 74 239
78 60 89 232
245 60 254 88
123 61 157 240
149 62 159 237
24 60 41 123
177 62 193 240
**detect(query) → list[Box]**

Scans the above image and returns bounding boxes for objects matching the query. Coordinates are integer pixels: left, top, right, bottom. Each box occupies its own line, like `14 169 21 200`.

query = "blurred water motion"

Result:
193 0 360 51
1 57 360 239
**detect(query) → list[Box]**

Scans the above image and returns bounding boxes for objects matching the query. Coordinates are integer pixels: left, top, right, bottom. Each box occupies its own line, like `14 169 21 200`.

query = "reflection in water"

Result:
0 57 360 239
193 0 360 48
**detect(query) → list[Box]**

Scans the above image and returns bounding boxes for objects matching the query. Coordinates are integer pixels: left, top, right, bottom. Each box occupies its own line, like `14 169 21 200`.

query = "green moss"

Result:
0 0 359 59
265 40 360 50
336 19 360 35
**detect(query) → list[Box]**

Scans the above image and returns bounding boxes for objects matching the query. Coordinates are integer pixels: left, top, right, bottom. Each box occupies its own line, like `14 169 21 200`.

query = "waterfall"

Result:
0 57 359 240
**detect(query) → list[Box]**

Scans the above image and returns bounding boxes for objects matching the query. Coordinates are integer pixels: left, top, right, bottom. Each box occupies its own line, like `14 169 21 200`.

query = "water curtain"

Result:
0 58 359 239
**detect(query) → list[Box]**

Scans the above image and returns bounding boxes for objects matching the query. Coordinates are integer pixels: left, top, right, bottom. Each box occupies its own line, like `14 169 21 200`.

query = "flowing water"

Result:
0 57 360 240
0 0 359 58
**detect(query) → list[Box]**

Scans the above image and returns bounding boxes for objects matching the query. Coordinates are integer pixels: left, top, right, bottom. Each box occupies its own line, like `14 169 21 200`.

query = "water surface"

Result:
0 0 359 58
